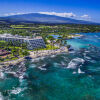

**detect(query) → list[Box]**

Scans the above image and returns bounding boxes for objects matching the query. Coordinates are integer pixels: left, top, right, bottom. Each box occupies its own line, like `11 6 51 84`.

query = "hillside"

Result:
0 13 97 24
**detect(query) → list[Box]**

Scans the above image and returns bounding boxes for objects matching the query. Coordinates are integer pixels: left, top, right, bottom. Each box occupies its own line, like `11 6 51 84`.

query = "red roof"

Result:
0 49 11 56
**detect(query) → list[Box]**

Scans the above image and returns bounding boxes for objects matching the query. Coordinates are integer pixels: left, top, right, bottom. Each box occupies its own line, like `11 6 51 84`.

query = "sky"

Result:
0 0 100 22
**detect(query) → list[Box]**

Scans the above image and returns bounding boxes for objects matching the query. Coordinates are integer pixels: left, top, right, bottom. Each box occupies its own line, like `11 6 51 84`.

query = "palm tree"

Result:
63 40 67 46
58 36 63 47
56 39 60 48
48 36 55 46
48 36 55 51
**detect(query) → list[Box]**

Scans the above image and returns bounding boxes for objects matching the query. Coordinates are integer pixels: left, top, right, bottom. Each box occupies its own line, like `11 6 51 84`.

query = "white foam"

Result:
38 67 47 71
50 55 56 58
0 92 4 100
19 75 24 79
11 88 22 94
84 56 91 60
29 64 36 68
38 64 47 71
67 58 85 69
78 68 84 74
32 56 45 62
61 61 66 66
73 71 77 74
0 72 5 79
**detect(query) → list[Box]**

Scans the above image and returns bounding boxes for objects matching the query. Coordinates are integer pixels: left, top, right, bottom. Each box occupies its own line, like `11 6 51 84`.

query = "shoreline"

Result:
68 34 84 39
29 47 68 59
0 47 68 67
0 34 84 67
0 57 25 67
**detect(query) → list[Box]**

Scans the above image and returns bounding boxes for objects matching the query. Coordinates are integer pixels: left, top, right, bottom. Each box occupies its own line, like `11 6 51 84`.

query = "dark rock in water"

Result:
5 72 18 77
25 56 32 60
67 45 74 51
68 47 74 51
23 74 29 79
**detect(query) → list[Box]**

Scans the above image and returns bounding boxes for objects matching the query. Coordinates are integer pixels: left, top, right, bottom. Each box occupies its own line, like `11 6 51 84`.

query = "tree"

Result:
48 36 55 50
58 36 63 47
22 50 29 56
0 41 7 48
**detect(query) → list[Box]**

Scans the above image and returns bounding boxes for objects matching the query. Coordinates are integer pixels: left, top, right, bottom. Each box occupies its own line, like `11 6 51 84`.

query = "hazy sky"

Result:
0 0 100 22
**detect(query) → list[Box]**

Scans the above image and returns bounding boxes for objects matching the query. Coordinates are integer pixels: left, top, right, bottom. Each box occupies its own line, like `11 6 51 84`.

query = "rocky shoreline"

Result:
29 47 68 59
0 57 25 68
0 47 68 68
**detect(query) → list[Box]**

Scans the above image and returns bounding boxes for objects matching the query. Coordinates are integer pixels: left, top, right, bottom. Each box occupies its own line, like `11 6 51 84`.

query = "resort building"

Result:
0 49 11 57
0 34 46 50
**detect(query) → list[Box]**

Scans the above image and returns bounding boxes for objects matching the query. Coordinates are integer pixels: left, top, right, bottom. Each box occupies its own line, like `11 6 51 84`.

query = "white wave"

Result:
38 64 47 71
67 58 85 69
11 88 22 94
19 75 24 79
0 72 5 79
0 92 4 100
69 51 76 54
85 51 90 53
38 67 47 71
73 71 77 74
32 56 45 62
50 55 56 58
78 68 84 74
61 61 66 66
84 56 91 60
29 64 36 68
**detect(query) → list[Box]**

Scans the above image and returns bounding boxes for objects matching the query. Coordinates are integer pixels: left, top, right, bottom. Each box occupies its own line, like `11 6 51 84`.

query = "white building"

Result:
0 34 46 50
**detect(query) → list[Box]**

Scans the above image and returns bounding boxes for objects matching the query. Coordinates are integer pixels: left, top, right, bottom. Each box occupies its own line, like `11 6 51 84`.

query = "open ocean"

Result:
0 33 100 100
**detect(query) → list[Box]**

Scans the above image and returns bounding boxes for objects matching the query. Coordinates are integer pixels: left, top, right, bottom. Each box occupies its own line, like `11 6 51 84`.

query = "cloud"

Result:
81 14 91 20
2 12 91 22
3 12 29 16
39 12 76 18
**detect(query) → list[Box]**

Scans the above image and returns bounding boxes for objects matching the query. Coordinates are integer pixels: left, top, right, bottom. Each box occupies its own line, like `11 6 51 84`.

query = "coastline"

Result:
0 57 25 67
29 47 68 59
0 47 68 67
0 34 84 68
68 34 84 39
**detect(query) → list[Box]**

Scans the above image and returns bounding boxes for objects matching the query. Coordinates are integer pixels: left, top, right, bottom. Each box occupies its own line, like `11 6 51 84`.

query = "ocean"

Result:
0 33 100 100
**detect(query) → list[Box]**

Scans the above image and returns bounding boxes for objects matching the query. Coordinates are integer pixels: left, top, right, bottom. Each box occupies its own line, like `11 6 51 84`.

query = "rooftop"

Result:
0 49 11 56
0 33 43 40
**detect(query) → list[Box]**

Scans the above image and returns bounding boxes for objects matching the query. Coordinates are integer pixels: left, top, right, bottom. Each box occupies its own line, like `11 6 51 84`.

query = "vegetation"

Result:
34 45 59 51
0 23 100 62
0 40 29 62
0 24 100 39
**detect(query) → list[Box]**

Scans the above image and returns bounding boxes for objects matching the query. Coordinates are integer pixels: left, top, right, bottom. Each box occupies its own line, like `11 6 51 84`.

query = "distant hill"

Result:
0 13 97 24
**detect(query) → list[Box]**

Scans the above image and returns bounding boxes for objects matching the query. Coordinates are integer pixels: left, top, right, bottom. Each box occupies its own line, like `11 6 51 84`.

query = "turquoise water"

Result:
67 33 100 49
0 33 100 100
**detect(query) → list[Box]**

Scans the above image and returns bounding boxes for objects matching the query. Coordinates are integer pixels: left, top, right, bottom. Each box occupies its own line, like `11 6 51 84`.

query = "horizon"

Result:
0 0 100 23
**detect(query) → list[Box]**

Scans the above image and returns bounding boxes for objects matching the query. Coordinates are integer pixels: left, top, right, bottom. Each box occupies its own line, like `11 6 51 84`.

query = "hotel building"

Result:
0 34 46 50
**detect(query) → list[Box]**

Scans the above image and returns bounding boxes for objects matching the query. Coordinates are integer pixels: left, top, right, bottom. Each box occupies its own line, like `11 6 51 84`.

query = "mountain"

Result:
0 13 97 24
